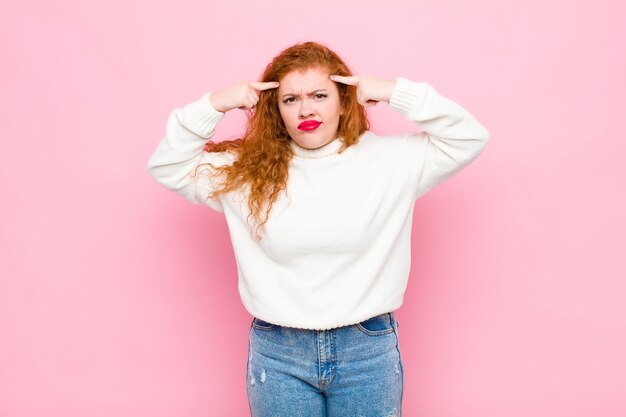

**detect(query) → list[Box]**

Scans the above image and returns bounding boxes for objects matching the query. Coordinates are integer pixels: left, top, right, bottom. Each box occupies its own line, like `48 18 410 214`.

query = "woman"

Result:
147 41 490 416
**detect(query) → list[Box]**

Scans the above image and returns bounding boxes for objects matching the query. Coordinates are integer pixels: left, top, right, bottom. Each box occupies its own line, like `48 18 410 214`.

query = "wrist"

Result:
209 92 228 113
383 79 397 103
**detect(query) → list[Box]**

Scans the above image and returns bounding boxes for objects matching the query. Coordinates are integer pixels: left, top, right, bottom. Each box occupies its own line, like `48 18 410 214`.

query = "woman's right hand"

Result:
209 80 280 113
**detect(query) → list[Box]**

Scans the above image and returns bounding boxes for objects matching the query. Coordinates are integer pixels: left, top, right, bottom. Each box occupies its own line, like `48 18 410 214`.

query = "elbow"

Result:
146 156 168 186
146 154 159 170
146 157 159 180
477 126 491 150
468 126 490 161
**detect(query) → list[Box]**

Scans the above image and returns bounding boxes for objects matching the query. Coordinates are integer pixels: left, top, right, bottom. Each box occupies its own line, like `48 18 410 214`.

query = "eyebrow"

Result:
281 89 327 98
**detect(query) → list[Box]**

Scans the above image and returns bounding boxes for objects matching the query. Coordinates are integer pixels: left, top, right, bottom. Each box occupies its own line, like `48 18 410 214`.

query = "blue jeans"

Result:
246 312 404 417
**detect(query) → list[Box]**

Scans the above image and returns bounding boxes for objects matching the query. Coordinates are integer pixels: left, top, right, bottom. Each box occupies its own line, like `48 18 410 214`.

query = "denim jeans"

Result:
246 311 404 417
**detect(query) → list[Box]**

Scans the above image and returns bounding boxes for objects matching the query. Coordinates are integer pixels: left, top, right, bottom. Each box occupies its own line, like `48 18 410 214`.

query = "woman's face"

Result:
277 67 343 149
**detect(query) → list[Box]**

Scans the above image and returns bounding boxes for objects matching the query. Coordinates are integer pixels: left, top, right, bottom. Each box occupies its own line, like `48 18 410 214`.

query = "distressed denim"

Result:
246 312 403 417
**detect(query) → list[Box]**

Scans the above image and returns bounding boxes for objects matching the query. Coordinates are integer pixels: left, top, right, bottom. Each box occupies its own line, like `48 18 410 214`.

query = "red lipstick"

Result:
298 120 322 131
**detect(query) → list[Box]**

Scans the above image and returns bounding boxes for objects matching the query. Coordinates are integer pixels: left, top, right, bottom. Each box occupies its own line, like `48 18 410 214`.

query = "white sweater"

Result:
147 77 490 330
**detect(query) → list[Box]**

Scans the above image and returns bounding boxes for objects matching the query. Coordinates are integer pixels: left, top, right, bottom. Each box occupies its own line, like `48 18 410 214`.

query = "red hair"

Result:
196 41 369 241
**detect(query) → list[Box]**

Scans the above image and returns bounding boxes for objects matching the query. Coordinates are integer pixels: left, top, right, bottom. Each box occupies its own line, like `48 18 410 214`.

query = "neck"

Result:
290 137 343 159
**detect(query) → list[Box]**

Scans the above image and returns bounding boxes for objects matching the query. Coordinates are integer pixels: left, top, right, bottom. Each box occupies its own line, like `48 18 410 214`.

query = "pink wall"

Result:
1 0 625 416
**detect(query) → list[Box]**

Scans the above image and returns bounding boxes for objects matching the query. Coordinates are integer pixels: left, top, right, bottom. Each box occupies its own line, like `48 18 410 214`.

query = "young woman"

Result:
147 41 490 416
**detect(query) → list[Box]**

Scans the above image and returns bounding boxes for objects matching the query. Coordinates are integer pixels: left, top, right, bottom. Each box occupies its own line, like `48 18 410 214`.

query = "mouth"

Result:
297 120 322 131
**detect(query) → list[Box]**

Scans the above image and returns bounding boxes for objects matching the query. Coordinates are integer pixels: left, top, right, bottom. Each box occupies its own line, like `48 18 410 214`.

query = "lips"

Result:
297 120 322 131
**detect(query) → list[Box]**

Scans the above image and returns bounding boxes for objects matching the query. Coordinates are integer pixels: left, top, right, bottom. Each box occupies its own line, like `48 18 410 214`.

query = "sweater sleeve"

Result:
146 92 233 213
388 77 490 200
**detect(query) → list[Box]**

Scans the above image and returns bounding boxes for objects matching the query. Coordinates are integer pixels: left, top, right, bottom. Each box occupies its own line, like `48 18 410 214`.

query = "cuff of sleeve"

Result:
388 77 432 118
181 92 225 138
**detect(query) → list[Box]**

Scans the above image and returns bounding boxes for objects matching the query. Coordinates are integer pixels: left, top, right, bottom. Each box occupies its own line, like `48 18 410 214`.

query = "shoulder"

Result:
204 149 237 164
354 130 409 151
194 150 237 176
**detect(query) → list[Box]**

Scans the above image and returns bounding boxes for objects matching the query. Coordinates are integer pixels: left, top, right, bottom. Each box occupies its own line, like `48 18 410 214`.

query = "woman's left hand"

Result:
329 75 396 107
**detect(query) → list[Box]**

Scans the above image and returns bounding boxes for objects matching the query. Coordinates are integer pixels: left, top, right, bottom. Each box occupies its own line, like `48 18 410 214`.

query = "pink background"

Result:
1 0 625 416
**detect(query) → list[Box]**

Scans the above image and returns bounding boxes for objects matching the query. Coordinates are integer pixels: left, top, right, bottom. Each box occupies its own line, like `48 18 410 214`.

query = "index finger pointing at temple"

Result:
329 75 358 85
251 81 280 91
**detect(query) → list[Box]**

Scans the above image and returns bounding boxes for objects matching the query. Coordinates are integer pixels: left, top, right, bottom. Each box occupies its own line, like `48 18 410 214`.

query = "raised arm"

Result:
388 77 491 200
146 92 229 212
147 80 281 212
330 74 490 200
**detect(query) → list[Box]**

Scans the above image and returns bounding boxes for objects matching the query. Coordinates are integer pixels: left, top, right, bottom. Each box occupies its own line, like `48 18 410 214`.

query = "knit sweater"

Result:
147 77 490 330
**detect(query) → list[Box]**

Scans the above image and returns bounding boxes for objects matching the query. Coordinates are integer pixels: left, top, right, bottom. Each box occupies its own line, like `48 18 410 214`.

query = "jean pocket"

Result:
252 317 277 331
355 312 396 336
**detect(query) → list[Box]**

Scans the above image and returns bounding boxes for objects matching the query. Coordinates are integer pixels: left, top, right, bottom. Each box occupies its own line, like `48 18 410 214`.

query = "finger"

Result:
330 74 359 85
238 96 257 110
251 81 280 91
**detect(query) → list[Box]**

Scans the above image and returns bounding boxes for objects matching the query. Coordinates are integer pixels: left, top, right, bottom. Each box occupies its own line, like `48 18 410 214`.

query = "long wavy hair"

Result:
196 41 369 241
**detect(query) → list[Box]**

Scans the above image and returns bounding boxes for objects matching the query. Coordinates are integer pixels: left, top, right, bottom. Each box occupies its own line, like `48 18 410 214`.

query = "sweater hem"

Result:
250 305 402 331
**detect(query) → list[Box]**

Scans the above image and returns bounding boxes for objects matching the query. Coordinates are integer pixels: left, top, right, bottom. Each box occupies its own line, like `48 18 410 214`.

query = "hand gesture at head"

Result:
210 80 280 113
329 75 396 108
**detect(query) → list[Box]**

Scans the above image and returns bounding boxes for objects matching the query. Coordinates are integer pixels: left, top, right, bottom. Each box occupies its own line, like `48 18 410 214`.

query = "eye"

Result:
315 93 328 99
282 97 295 104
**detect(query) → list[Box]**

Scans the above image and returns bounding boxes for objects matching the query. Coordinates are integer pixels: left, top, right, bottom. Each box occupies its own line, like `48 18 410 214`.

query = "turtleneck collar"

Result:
290 137 343 159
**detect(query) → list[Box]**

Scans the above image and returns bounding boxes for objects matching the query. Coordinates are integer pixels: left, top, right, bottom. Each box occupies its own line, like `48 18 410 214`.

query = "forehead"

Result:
279 67 334 91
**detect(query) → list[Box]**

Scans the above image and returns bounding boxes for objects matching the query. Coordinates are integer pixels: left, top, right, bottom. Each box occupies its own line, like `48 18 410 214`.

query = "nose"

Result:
298 99 315 119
